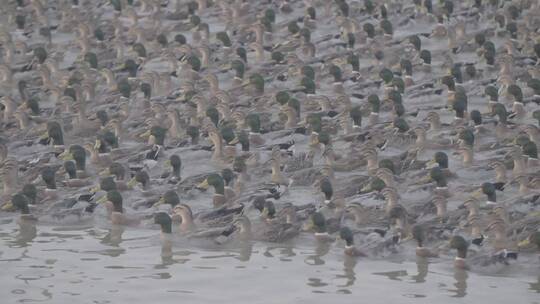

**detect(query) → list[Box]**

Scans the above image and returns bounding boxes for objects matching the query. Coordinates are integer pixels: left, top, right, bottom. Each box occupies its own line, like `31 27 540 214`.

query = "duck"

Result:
338 226 367 257
411 225 439 258
104 190 140 226
61 161 91 187
197 173 231 207
154 212 173 258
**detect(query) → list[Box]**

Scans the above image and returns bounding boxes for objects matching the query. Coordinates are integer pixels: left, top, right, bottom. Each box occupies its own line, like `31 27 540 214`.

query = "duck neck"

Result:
462 149 473 166
435 201 446 218
456 248 467 259
179 212 194 232
486 192 496 203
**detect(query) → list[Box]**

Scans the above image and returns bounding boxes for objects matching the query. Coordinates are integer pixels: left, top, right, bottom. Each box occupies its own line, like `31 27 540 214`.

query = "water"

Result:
1 222 538 303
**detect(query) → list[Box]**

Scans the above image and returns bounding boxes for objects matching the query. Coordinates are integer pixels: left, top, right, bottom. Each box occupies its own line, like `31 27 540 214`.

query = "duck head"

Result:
197 173 225 195
106 190 123 213
41 166 57 189
64 161 77 179
154 212 172 234
339 226 355 247
309 212 327 234
449 235 468 259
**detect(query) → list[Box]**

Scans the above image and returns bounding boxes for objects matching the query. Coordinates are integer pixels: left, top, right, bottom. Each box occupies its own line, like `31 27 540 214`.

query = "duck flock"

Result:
1 0 540 272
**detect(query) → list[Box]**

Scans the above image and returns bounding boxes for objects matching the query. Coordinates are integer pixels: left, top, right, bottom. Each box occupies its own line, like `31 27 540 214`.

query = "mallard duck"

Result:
40 166 58 201
339 227 367 257
154 212 173 258
412 225 439 258
129 171 156 197
62 161 91 187
306 212 336 242
105 190 140 226
5 193 38 225
160 154 181 183
197 173 230 207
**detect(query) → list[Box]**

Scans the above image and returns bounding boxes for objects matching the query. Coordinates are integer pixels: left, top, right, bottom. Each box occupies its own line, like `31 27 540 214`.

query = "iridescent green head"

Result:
135 171 150 188
64 161 77 179
458 129 474 147
12 193 30 215
249 74 265 94
470 110 482 125
329 65 342 82
21 184 37 205
141 83 151 99
301 65 315 80
393 117 409 133
231 60 245 79
221 168 234 186
154 212 172 234
434 152 448 169
507 84 523 102
368 94 380 113
117 78 131 97
491 103 507 124
47 121 64 145
380 19 393 35
522 141 538 159
275 91 290 105
527 79 540 95
420 50 431 65
150 126 167 146
441 75 455 91
347 53 359 72
430 167 447 187
109 162 125 180
246 113 261 133
41 166 56 189
412 225 425 247
350 106 362 127
379 68 393 84
100 176 117 192
163 190 180 207
169 155 181 177
310 212 327 233
216 31 232 47
301 77 316 94
481 182 496 201
363 23 375 38
186 126 200 145
449 235 468 258
339 226 354 246
84 52 98 69
378 159 395 174
409 35 421 51
237 131 249 151
485 85 498 101
320 178 333 200
107 190 123 212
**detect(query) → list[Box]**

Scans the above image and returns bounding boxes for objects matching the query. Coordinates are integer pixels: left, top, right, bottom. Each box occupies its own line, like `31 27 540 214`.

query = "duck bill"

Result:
518 239 530 248
90 185 101 193
1 201 14 211
196 179 209 190
153 197 165 207
139 130 151 138
96 196 108 204
164 160 171 167
94 139 102 150
229 136 239 145
59 151 74 161
127 177 137 188
471 189 483 199
426 159 437 168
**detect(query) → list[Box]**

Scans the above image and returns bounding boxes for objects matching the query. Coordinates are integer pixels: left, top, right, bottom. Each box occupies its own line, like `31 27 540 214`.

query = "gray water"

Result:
1 221 538 303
